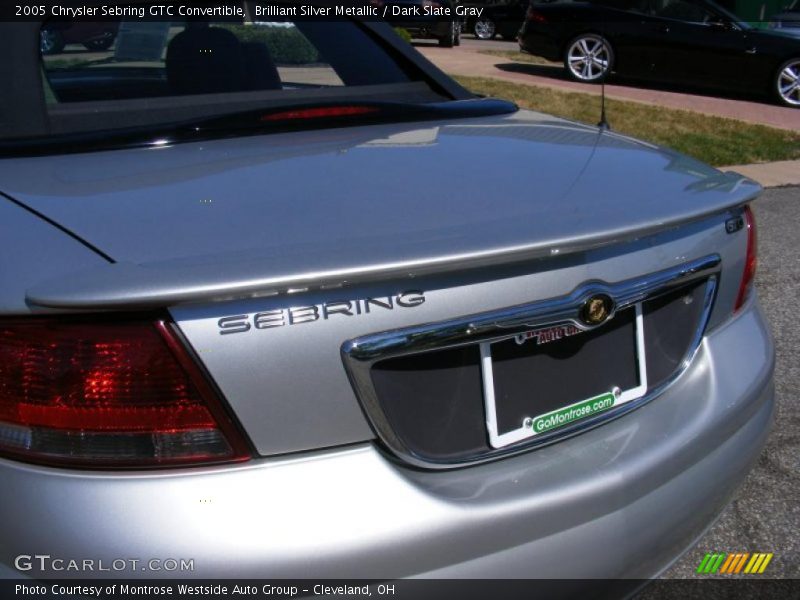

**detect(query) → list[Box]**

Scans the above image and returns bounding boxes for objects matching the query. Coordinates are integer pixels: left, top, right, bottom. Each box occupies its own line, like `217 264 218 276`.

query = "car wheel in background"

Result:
775 58 800 107
40 29 65 55
439 21 457 47
564 34 614 83
473 18 497 40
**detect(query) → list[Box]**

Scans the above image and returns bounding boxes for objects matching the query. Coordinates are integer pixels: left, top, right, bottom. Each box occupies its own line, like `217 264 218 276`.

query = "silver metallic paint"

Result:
0 301 773 578
0 101 771 580
172 215 745 456
0 199 108 314
0 112 759 309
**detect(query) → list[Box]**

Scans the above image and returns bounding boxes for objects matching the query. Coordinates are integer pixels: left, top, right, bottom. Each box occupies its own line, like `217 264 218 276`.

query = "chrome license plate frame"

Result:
481 303 648 449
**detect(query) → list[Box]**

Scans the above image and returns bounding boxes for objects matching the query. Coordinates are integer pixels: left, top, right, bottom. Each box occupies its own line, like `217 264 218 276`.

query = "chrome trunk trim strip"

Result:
341 254 721 469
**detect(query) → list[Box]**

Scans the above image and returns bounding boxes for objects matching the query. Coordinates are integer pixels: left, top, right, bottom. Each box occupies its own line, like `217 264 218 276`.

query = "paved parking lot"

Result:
417 38 800 131
663 185 800 578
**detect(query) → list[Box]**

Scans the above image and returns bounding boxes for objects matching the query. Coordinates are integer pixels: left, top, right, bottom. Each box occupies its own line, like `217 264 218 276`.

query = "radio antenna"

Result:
598 78 609 129
597 14 610 131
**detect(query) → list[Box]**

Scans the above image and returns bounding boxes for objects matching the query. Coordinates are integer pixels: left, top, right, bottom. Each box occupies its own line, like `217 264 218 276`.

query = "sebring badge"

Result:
218 290 426 335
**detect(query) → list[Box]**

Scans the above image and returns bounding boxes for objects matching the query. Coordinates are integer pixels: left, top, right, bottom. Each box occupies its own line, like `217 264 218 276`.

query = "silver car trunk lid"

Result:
0 110 757 309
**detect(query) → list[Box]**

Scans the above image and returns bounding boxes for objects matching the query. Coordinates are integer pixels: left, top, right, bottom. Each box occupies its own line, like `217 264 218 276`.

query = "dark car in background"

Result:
40 21 120 54
378 0 462 46
519 0 800 107
769 2 800 38
463 0 527 40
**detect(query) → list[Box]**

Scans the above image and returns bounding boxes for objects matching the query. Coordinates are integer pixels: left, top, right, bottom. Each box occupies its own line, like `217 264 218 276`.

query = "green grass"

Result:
394 27 413 43
42 57 98 70
477 49 555 66
454 75 800 167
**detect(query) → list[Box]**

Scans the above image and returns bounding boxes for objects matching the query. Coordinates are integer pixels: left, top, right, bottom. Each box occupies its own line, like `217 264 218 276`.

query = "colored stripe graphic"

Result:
710 553 726 573
696 553 712 574
750 554 766 573
745 554 760 573
722 553 742 574
744 553 775 574
758 554 773 573
734 553 750 573
697 552 773 574
719 554 737 574
697 553 727 573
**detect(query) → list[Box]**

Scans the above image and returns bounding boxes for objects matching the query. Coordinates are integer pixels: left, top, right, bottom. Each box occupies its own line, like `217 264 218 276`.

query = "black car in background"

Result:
769 3 800 38
378 0 462 46
519 0 800 107
463 0 527 40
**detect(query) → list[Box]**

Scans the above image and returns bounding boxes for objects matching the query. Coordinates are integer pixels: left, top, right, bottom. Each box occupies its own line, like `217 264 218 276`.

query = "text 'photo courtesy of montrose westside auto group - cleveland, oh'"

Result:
0 0 799 599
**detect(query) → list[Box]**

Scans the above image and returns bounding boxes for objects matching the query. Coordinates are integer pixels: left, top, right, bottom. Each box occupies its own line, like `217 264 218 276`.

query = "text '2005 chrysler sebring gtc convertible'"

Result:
0 2 773 581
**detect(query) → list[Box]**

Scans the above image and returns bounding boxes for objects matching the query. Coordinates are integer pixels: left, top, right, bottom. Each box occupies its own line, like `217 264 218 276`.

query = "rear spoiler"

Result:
26 172 758 310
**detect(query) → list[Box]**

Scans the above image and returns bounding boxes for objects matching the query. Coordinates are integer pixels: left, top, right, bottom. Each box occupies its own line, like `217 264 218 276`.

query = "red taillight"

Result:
261 106 379 122
734 205 757 312
0 319 250 468
526 7 547 22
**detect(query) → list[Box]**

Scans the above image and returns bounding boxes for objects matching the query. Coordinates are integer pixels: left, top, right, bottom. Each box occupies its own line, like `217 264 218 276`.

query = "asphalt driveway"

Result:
663 185 800 578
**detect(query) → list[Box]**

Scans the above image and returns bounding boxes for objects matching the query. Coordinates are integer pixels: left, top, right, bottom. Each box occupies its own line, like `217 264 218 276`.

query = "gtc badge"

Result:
580 294 614 326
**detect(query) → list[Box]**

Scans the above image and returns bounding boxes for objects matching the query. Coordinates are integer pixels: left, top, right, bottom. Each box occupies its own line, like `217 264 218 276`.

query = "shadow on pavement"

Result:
494 61 569 80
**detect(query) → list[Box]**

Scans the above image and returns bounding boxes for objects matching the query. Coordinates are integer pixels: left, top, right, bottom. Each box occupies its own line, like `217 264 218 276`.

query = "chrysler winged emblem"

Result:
580 294 614 326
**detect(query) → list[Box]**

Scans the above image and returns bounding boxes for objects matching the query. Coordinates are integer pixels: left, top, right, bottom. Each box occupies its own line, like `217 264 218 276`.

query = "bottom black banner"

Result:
2 579 799 600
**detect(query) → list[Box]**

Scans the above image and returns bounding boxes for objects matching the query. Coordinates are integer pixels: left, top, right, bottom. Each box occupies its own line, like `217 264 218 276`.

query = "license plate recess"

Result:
481 304 647 448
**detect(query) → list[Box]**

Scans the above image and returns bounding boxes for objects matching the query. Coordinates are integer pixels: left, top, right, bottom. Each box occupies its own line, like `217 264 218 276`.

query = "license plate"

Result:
481 304 648 448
